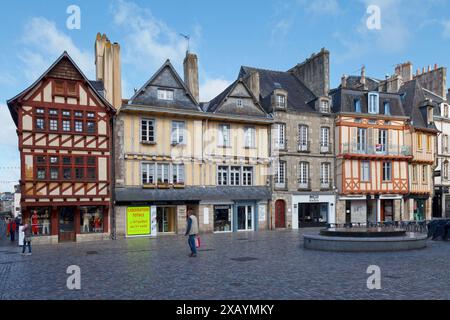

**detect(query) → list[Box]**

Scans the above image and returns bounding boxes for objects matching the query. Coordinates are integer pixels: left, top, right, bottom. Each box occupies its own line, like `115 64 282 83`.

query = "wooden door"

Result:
275 200 286 228
58 207 76 242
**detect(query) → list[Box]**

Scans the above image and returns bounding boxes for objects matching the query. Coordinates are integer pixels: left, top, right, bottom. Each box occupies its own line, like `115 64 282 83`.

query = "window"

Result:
357 128 367 152
299 162 309 187
298 125 308 151
361 161 370 182
444 161 449 180
157 164 170 184
244 127 256 148
384 102 391 115
426 135 432 152
444 135 449 153
62 110 71 117
49 119 58 131
218 124 231 147
36 156 46 164
28 207 52 236
230 167 241 186
368 92 379 114
63 168 71 180
49 109 58 116
171 121 185 145
354 99 361 113
422 165 427 183
87 157 96 166
36 108 45 114
320 163 330 184
382 162 392 181
276 94 286 108
427 107 433 124
378 129 388 153
236 99 243 108
50 157 58 164
75 121 83 132
80 207 103 234
87 112 95 118
172 164 185 184
87 168 96 180
444 105 449 118
412 165 417 182
63 120 71 132
157 89 174 101
275 124 286 150
75 167 84 179
37 168 46 180
141 119 155 143
50 167 59 180
87 122 96 134
320 100 330 113
242 167 253 186
275 161 286 186
142 163 156 184
417 133 423 149
75 111 83 118
218 166 228 185
36 118 45 130
320 127 330 148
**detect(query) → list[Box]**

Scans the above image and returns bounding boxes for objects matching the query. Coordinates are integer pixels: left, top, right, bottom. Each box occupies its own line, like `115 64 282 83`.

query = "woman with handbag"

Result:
21 218 32 256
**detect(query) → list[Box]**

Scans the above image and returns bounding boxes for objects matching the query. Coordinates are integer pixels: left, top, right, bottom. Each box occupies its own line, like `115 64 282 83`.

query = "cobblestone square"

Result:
0 229 449 300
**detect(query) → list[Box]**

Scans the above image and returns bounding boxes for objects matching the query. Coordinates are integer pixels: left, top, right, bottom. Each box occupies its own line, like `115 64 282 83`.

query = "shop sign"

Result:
309 195 320 202
127 207 151 236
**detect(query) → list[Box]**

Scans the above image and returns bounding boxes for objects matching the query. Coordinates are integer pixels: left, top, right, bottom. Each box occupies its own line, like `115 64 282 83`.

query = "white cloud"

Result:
111 0 191 72
200 78 231 102
300 0 342 16
19 17 93 81
0 104 18 147
443 20 450 38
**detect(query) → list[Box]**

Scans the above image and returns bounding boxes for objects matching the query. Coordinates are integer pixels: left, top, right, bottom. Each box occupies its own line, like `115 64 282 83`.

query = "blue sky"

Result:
1 0 450 191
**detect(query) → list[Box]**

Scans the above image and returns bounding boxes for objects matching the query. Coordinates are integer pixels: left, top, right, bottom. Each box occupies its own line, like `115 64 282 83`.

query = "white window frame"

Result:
171 121 186 145
368 92 379 114
244 126 256 148
230 166 241 186
276 123 286 150
320 163 330 185
74 121 83 132
276 94 286 108
172 164 185 184
361 161 370 182
157 163 170 184
218 124 231 147
141 118 156 143
384 101 391 115
157 89 174 101
236 99 243 108
298 125 308 151
320 127 330 150
357 128 367 153
378 129 388 153
320 100 330 113
49 119 58 131
382 161 392 181
141 163 156 184
299 162 309 187
275 161 286 187
218 166 229 186
242 167 253 186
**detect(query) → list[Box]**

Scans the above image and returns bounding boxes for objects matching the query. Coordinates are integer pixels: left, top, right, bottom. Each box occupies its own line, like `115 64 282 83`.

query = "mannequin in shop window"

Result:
82 209 91 233
42 210 50 235
94 214 102 233
31 210 39 235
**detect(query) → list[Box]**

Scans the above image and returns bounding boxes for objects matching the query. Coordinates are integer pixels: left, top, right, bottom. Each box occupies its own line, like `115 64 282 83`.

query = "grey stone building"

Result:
239 48 336 229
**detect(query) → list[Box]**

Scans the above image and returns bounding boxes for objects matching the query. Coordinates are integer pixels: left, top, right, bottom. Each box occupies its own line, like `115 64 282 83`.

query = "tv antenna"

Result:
179 33 190 52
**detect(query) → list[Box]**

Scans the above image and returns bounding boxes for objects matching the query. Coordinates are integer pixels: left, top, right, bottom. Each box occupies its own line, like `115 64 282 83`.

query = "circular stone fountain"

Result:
304 227 427 252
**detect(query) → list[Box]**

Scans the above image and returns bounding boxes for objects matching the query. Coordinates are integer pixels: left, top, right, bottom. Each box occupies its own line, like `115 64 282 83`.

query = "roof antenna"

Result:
179 33 190 53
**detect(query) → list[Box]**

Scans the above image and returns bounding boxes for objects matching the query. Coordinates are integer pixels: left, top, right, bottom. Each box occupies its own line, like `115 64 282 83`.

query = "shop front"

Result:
212 202 258 233
22 204 109 244
292 194 336 228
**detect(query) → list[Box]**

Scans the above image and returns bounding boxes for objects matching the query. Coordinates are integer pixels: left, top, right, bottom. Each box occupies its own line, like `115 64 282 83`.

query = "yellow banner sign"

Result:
127 207 151 236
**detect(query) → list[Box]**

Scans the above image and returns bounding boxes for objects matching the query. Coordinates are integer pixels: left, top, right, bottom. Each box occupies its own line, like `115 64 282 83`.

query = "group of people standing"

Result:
1 216 32 255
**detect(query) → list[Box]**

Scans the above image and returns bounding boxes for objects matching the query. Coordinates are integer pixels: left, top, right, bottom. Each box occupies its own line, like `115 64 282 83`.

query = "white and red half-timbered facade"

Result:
7 52 115 243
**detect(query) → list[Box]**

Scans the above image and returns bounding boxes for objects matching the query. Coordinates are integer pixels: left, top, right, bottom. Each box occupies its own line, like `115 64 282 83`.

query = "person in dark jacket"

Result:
185 211 199 257
7 219 16 242
21 219 32 255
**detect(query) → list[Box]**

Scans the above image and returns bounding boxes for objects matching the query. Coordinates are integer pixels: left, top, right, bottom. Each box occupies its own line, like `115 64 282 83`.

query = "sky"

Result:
1 0 450 191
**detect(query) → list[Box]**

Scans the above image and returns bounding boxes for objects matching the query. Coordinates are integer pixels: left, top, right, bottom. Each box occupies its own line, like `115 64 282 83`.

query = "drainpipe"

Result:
110 115 117 240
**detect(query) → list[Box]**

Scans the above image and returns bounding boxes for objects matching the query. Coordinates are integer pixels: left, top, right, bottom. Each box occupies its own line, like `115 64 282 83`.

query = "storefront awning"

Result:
115 186 271 203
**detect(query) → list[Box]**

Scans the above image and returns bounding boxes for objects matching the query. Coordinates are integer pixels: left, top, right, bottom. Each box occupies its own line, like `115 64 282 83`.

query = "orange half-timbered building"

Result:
7 52 115 243
331 71 411 224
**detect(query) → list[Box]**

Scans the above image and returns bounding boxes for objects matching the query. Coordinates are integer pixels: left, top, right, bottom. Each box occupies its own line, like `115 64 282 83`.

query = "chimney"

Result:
341 75 348 88
245 71 260 100
183 52 199 102
288 48 330 97
95 33 122 109
360 65 366 86
395 61 413 82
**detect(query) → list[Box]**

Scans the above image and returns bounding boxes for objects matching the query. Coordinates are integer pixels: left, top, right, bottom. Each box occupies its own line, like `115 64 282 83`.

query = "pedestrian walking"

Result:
21 219 32 256
185 211 199 257
0 217 6 240
7 219 16 242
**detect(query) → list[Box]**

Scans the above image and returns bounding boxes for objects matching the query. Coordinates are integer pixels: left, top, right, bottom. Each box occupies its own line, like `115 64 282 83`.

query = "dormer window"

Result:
354 98 361 113
384 101 391 115
427 106 434 125
276 94 286 108
320 100 330 113
157 89 174 101
368 92 379 114
236 99 243 108
444 104 448 118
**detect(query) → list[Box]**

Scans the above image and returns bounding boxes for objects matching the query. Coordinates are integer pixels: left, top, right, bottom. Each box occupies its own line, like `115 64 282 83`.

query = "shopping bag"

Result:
195 236 201 248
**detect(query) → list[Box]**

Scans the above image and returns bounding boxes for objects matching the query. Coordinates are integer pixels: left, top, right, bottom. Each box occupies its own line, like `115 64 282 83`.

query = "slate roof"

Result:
128 59 201 112
238 66 317 113
398 79 438 130
115 186 271 203
344 76 381 91
331 87 405 117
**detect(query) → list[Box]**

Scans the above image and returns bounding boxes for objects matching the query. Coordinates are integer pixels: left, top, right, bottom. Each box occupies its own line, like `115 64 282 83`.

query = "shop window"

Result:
214 205 232 232
156 207 176 233
30 208 52 236
80 206 104 233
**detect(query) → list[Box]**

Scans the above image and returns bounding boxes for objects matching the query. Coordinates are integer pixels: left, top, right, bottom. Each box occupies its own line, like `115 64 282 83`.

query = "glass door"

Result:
237 206 253 231
59 207 76 242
